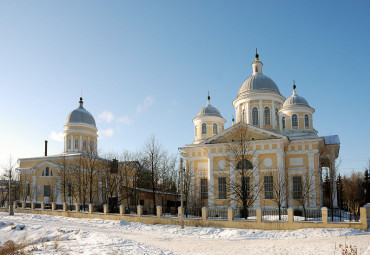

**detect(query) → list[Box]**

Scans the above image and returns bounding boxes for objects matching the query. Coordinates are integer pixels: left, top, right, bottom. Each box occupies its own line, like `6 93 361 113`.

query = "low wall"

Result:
0 204 368 231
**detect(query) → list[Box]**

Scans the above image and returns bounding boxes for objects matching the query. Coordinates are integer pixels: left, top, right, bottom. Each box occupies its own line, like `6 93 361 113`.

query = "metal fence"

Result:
183 207 202 219
293 208 322 222
207 208 228 220
262 208 288 222
328 209 360 222
233 208 256 221
142 207 156 216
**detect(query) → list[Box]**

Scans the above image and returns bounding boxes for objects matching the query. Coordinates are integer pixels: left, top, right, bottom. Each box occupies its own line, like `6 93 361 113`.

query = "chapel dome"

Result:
283 86 310 107
196 96 222 118
66 97 96 127
238 74 280 94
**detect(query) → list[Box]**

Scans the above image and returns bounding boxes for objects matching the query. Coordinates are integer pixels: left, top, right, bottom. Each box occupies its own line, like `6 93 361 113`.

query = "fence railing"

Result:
262 208 288 222
207 208 228 220
233 208 256 221
328 209 360 222
293 208 322 222
183 207 202 219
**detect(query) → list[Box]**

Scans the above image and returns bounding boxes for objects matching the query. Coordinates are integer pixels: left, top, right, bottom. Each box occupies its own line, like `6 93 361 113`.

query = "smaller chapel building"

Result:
179 52 339 210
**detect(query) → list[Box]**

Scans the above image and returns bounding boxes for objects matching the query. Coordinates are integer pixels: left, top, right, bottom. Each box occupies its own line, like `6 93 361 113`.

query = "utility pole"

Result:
8 167 14 216
180 158 184 229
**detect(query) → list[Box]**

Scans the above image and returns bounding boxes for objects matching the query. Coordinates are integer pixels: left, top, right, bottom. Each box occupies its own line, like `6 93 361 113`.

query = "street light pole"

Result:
180 158 184 229
8 168 14 216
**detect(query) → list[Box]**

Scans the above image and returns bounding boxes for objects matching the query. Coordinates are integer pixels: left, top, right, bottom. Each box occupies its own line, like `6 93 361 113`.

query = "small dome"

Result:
66 97 96 127
283 88 309 107
196 96 222 118
238 74 280 94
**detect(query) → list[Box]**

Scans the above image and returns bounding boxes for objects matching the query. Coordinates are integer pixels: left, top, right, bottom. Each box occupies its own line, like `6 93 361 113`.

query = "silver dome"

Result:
196 97 222 118
238 74 280 94
283 91 309 107
66 97 96 127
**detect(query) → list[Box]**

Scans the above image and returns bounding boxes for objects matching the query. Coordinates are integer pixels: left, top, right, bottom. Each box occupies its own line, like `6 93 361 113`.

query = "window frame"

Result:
213 123 218 135
304 114 309 128
252 107 259 126
43 185 51 197
293 176 303 199
275 108 279 127
264 107 271 125
292 114 298 128
74 139 79 149
200 179 208 200
218 177 227 199
202 123 207 134
282 116 286 130
241 176 251 199
264 175 274 199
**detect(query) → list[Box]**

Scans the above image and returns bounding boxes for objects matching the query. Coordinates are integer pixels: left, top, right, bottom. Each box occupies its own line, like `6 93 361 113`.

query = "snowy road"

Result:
0 212 369 254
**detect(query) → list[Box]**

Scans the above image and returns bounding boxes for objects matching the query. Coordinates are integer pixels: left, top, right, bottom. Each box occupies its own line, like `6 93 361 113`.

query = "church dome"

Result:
66 97 96 127
283 86 309 107
197 96 222 117
238 74 280 94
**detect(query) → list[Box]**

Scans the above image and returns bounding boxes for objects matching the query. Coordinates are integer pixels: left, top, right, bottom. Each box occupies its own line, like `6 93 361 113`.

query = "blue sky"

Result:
0 1 369 175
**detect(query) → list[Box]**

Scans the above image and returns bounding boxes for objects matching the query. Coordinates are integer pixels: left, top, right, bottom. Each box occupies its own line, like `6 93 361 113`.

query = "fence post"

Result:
228 207 234 222
364 203 370 219
63 202 68 212
321 207 328 225
119 204 125 216
51 202 56 211
75 204 80 212
22 201 26 209
89 204 93 214
360 207 368 231
41 202 45 210
31 202 35 210
137 205 143 217
178 206 183 220
287 207 294 223
13 201 17 209
157 206 162 218
103 204 108 215
202 207 208 222
256 207 262 223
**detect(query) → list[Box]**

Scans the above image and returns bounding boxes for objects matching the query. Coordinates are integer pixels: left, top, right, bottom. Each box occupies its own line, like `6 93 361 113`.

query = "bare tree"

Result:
267 168 288 220
295 169 317 220
2 156 18 212
342 171 364 221
224 123 261 218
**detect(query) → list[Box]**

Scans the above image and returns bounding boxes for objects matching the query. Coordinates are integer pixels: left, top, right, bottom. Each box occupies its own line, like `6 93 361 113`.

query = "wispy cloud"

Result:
50 131 64 142
98 128 114 138
118 116 134 125
98 111 114 123
136 95 154 113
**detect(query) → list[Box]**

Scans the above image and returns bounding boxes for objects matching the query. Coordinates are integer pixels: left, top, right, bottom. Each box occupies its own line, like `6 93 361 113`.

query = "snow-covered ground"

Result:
0 212 369 255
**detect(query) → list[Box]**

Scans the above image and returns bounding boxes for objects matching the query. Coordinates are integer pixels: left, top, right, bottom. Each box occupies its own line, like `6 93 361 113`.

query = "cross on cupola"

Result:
252 48 263 75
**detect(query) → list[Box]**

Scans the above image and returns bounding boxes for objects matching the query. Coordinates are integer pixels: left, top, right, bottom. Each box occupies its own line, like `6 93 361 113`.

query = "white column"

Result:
272 101 276 129
246 101 251 124
207 157 214 207
57 176 61 203
259 100 263 128
308 153 316 208
230 156 236 207
79 135 82 152
253 154 260 208
71 135 74 152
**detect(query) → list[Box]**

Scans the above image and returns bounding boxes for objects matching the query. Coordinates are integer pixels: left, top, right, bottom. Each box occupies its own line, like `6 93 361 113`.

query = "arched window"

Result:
282 117 286 130
236 159 253 170
304 114 309 128
264 107 270 125
83 140 87 151
194 125 197 137
213 123 218 135
202 123 207 134
67 139 71 150
275 108 279 126
74 139 78 149
45 167 49 176
252 107 258 125
254 66 258 73
292 114 298 128
50 169 53 176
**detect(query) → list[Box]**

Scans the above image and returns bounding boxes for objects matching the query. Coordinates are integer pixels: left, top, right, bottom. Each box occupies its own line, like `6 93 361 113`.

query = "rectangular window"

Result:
26 183 30 196
264 176 273 199
241 176 250 199
293 176 302 199
43 185 50 197
218 177 227 199
67 183 72 197
200 179 208 199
